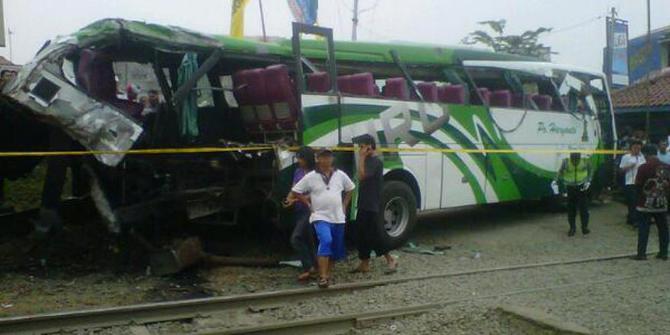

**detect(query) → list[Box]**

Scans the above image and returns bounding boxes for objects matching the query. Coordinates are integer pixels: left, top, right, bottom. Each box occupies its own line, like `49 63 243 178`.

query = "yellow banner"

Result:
231 0 252 38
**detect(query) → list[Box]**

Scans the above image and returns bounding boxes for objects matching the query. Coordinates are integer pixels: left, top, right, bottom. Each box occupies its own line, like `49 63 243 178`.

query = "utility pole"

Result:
259 0 267 42
7 28 12 62
351 0 359 41
645 0 652 141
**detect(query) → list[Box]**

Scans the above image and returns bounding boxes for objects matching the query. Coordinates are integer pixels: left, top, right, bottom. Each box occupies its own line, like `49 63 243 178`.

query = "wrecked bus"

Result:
2 19 616 249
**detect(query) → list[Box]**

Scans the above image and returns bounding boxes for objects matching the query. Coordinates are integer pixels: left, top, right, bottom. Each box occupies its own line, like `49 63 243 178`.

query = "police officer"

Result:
555 150 593 236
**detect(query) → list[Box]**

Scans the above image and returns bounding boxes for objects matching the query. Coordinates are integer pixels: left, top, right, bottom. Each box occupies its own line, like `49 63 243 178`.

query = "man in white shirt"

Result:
619 140 645 227
657 139 670 165
290 148 355 288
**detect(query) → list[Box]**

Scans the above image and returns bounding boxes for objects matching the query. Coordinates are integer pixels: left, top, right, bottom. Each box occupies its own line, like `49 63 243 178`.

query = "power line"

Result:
359 0 380 14
548 15 604 35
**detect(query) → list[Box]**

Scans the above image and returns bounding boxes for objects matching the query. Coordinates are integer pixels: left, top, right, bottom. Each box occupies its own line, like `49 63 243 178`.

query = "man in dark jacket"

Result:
351 134 397 274
632 144 669 261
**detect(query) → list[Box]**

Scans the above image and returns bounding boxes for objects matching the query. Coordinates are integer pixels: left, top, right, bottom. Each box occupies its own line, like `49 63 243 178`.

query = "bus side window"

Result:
556 72 600 116
465 67 519 108
516 72 564 112
437 68 469 105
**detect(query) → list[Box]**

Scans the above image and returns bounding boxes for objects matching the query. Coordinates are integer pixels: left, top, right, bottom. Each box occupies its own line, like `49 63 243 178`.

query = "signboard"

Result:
606 17 629 87
287 0 318 25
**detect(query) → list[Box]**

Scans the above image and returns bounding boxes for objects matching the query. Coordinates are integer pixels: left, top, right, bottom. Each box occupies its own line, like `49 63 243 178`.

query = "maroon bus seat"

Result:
264 64 298 130
490 90 512 107
337 75 352 95
306 72 331 93
337 72 376 96
76 49 143 120
473 87 491 105
233 68 266 132
348 73 376 96
438 84 466 104
413 82 438 102
532 94 553 111
383 77 409 100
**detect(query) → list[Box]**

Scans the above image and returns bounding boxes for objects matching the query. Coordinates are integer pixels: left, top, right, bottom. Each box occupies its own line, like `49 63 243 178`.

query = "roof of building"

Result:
629 24 670 41
612 68 670 111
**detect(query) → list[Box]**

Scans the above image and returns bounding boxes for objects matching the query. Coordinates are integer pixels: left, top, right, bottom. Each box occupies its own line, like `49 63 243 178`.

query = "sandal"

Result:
348 267 370 274
318 277 330 289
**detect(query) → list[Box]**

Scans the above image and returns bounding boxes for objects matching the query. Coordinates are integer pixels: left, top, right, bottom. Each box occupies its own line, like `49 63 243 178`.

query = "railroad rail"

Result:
0 252 645 335
208 273 654 335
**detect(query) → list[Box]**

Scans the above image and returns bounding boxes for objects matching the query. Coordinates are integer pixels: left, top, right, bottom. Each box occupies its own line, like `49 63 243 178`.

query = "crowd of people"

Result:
285 134 669 289
553 136 669 261
619 140 669 260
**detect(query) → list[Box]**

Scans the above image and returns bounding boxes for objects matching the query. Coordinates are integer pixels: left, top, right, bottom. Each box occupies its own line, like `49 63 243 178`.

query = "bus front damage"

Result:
2 19 296 253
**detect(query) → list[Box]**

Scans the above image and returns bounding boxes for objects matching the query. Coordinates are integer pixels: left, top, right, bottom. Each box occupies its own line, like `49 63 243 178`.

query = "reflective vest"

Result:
562 159 589 186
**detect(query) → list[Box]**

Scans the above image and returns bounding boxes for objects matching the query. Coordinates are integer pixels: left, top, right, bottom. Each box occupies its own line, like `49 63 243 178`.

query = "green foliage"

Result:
462 19 554 60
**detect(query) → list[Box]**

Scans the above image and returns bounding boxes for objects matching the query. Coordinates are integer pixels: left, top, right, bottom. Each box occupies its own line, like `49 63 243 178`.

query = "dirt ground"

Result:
1 200 669 334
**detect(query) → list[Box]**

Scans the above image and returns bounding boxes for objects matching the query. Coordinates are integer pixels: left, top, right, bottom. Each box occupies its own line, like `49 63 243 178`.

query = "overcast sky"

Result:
1 0 669 71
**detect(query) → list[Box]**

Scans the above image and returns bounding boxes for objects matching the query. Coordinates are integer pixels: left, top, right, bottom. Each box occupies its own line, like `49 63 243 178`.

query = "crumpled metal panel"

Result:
4 43 143 167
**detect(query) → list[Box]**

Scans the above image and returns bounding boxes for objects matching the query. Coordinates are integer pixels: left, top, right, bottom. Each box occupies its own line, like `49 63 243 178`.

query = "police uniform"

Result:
557 155 592 236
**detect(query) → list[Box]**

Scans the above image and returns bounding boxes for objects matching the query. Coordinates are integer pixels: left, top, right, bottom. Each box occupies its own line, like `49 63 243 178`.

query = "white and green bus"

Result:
2 20 616 248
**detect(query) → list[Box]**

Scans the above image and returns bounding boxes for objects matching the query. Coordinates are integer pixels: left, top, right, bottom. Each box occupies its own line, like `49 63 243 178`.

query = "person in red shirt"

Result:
632 144 669 261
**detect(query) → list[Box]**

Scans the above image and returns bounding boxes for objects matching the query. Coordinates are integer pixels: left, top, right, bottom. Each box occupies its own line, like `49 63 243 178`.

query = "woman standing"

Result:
284 147 317 281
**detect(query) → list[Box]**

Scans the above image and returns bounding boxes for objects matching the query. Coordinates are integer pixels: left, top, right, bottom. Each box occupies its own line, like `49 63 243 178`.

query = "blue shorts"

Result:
313 221 346 261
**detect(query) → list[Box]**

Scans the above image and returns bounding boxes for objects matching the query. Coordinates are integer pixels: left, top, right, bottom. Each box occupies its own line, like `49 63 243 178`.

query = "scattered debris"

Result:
433 245 452 251
400 242 445 256
150 237 281 276
278 260 303 268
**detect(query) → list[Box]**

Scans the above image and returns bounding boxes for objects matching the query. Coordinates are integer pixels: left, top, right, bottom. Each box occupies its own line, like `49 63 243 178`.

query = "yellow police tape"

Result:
0 146 626 157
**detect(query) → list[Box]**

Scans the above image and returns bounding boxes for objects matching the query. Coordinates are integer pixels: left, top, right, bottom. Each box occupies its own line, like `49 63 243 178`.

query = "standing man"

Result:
657 139 670 165
290 149 355 288
556 151 593 236
632 144 669 260
351 135 398 273
619 140 645 228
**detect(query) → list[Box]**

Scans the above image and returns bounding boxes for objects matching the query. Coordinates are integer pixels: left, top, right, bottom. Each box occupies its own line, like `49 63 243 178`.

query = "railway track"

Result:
0 252 645 335
207 273 654 335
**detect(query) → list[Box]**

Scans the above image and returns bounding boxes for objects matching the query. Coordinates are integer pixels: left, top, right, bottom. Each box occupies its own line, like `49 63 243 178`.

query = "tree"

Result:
462 20 555 60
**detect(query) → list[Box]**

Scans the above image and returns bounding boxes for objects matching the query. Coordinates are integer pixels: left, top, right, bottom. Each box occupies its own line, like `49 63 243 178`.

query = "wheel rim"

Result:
383 196 409 238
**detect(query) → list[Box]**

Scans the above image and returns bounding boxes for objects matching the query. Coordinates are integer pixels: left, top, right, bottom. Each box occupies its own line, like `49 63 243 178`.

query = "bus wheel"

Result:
379 181 417 250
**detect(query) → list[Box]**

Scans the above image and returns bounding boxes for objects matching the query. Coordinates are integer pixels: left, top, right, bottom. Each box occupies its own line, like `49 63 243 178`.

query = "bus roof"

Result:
71 18 539 66
463 60 606 78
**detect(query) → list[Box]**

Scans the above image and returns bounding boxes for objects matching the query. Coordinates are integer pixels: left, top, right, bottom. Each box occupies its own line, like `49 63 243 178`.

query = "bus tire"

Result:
378 181 417 250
